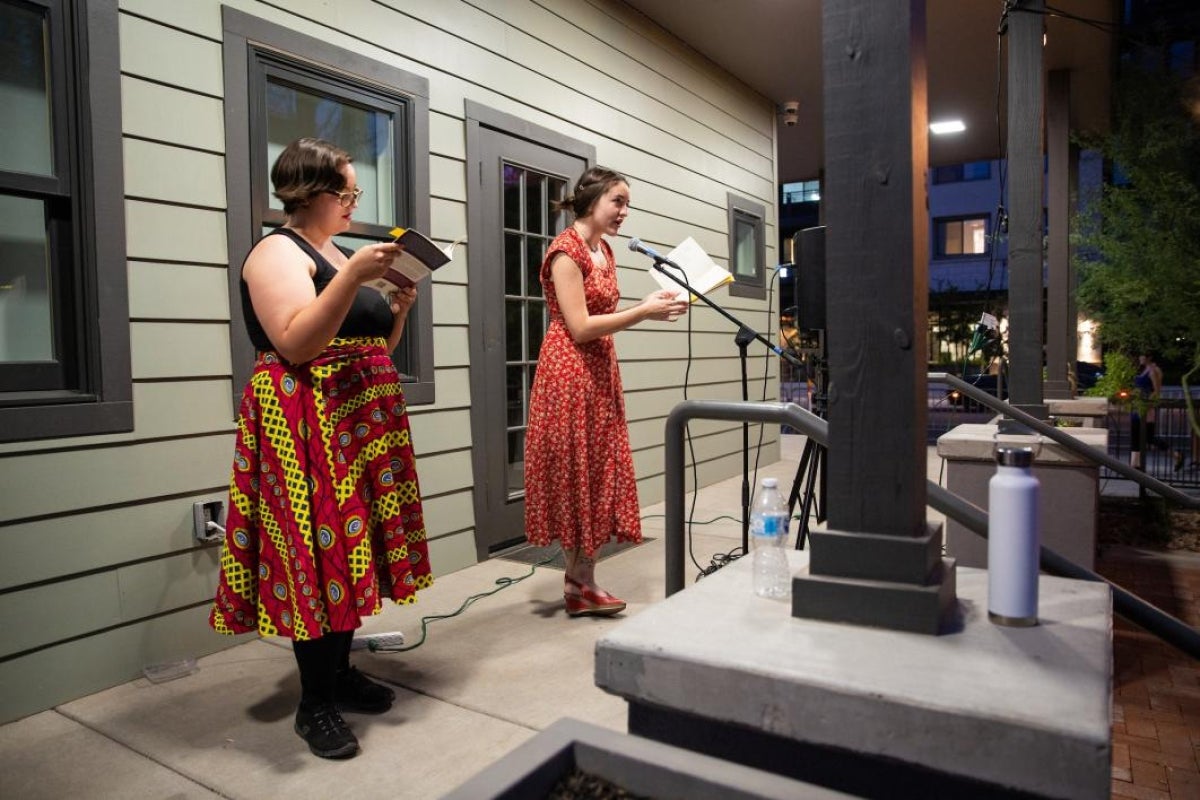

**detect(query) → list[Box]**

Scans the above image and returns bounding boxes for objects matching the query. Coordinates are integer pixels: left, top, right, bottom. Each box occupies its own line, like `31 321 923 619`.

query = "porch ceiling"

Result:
622 0 1117 182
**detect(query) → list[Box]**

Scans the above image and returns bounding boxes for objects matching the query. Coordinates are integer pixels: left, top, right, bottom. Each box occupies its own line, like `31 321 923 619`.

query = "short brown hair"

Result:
271 137 352 215
552 166 628 219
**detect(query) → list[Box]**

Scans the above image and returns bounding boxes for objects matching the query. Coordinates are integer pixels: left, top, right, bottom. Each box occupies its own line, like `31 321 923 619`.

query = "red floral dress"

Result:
524 228 642 557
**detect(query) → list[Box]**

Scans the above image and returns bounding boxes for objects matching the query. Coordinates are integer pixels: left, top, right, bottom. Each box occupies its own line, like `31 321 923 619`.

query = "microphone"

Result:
627 237 668 262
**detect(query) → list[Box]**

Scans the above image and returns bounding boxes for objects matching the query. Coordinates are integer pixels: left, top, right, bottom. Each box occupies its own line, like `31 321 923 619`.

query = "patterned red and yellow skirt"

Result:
210 337 432 641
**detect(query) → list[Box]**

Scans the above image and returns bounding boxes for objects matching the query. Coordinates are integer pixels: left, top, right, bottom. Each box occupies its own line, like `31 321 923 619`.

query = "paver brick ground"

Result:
1098 547 1200 800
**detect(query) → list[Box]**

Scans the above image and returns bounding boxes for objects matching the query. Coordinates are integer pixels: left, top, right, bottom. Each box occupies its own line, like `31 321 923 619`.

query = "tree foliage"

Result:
1074 67 1200 438
1085 351 1145 413
1074 68 1200 371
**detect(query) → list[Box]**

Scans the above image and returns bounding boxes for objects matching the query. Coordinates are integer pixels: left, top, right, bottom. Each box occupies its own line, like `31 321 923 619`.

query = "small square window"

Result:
727 193 767 299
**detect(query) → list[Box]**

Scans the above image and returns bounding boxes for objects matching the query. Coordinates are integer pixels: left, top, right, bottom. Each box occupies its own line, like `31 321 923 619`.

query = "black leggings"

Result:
292 631 353 708
1132 413 1167 451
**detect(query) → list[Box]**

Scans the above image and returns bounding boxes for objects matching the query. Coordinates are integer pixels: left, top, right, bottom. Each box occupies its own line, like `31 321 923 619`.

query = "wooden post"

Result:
792 0 956 635
1045 69 1072 399
1004 0 1049 420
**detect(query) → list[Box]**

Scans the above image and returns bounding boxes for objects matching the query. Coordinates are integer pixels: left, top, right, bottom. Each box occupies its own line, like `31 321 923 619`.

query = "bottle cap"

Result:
995 447 1034 468
762 478 778 488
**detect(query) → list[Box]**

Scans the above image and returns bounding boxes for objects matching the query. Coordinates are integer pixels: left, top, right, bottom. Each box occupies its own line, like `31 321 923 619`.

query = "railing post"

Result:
661 397 1200 657
663 401 827 597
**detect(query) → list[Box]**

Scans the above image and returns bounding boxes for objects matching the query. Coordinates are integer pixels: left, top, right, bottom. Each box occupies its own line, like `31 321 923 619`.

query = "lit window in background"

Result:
936 216 989 257
781 179 821 204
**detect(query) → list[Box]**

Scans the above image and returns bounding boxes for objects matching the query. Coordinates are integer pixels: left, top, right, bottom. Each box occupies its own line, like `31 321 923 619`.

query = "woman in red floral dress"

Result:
525 167 689 616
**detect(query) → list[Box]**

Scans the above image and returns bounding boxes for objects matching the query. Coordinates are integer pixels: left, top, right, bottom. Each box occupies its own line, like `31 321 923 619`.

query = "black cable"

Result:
678 272 713 578
952 0 1013 377
985 0 1009 317
696 266 786 581
682 322 746 580
640 513 741 525
674 259 786 580
1040 4 1121 35
750 267 783 491
369 510 748 652
369 555 556 653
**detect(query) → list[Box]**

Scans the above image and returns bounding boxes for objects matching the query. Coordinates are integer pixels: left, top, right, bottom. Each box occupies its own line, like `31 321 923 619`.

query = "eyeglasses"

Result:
328 187 364 207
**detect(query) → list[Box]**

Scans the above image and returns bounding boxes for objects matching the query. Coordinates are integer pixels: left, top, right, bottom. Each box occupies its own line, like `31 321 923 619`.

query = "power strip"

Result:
350 631 405 651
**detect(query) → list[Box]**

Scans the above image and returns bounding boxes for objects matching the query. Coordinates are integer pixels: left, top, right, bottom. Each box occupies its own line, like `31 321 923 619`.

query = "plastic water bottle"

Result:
751 477 791 598
988 447 1040 626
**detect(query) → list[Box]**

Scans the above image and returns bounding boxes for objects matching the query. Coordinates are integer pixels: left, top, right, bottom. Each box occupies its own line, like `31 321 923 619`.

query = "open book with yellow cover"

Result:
364 227 462 296
649 236 733 303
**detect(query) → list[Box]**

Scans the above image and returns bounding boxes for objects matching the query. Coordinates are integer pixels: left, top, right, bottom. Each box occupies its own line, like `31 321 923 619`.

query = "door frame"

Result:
463 102 595 561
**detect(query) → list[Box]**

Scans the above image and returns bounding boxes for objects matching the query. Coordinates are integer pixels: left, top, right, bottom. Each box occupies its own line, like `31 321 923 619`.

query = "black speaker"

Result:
794 226 826 331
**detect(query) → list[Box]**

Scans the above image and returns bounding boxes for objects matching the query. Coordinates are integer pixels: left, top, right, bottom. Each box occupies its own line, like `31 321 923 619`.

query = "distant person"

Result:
209 137 433 759
524 166 688 616
1181 401 1199 472
1132 352 1182 470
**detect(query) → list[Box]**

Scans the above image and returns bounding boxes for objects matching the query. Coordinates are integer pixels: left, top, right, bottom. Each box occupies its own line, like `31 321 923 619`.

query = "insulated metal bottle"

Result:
988 447 1040 626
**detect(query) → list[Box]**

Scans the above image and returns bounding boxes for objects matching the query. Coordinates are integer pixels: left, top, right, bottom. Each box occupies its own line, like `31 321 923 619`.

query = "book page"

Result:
650 237 733 302
394 228 456 270
364 229 462 297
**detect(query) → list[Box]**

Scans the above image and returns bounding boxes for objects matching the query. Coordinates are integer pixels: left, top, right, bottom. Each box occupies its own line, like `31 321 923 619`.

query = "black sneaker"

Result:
294 703 359 759
334 666 395 714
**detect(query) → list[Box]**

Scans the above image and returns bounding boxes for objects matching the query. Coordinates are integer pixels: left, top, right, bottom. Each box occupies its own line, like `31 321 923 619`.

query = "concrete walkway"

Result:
0 436 1188 798
0 436 819 799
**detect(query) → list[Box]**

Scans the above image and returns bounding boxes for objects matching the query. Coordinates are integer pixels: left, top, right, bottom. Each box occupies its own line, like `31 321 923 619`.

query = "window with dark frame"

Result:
0 0 131 443
781 179 821 204
932 160 992 184
221 8 434 406
726 192 767 300
934 215 990 258
251 54 418 378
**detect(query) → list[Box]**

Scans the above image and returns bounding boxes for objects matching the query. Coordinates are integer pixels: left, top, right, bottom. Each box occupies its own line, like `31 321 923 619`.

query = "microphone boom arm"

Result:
648 255 803 368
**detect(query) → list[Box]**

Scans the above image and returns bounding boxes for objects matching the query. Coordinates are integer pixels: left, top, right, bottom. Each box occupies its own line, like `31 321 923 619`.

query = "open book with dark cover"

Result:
364 227 462 296
649 236 733 303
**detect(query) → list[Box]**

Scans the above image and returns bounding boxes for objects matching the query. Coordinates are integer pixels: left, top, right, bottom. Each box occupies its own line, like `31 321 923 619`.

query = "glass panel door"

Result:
502 164 566 499
468 120 586 558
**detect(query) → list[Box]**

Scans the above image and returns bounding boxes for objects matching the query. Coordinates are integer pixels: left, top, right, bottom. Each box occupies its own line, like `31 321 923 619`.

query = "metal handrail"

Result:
664 399 1200 660
930 372 1200 509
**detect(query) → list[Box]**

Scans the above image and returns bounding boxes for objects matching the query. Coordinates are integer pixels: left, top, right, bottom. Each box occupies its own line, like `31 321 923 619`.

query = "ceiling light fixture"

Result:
930 119 966 135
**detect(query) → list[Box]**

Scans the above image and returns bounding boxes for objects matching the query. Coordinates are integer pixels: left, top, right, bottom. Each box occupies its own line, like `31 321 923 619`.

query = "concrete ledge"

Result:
937 423 1107 569
936 422 1107 464
440 717 850 800
595 551 1112 800
1045 397 1109 427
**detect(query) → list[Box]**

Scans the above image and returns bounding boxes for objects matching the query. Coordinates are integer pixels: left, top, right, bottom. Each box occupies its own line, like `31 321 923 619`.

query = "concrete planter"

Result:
440 718 849 800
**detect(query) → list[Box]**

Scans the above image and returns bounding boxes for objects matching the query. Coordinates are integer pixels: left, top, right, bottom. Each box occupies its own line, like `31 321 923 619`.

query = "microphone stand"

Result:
648 255 804 554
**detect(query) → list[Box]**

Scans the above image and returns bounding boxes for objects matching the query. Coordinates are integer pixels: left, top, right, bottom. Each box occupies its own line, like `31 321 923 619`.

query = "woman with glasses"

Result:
210 137 433 759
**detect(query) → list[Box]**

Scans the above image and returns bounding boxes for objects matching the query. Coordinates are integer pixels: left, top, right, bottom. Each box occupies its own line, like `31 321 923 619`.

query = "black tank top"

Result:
240 228 394 353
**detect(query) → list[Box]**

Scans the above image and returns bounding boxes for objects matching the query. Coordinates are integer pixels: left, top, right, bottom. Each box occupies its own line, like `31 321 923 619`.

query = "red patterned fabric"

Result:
210 337 432 641
524 228 642 558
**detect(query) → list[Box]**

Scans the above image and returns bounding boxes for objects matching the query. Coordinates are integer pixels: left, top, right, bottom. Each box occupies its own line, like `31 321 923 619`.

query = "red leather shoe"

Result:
564 577 626 617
